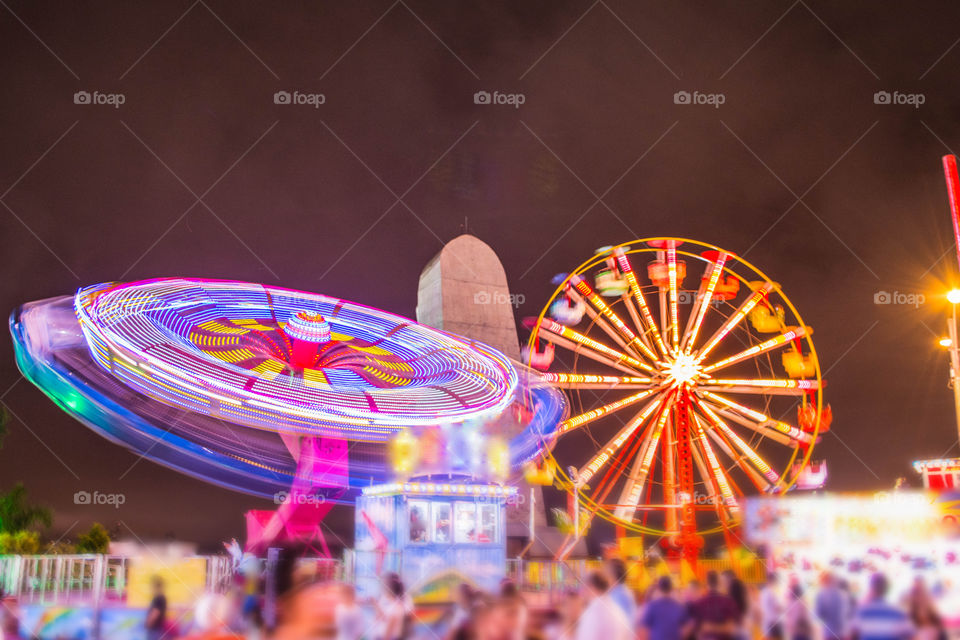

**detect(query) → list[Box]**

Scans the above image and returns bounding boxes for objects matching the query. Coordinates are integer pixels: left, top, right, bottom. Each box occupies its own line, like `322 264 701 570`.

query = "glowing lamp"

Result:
948 289 960 304
940 337 953 348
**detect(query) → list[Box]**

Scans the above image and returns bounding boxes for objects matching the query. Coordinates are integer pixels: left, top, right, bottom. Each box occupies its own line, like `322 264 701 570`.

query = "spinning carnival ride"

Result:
523 239 831 562
11 278 564 553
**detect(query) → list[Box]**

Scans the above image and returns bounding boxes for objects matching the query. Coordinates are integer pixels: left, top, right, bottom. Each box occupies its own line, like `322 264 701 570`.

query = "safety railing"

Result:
0 554 240 604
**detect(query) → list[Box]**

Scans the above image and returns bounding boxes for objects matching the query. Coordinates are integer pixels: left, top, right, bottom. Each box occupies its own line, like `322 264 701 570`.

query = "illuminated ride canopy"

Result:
11 278 565 502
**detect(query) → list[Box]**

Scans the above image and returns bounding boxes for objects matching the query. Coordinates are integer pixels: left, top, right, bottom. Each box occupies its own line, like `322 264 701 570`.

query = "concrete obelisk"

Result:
416 235 550 552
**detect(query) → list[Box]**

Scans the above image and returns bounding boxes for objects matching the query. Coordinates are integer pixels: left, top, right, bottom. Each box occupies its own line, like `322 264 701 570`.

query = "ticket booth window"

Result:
433 502 452 543
454 501 477 543
409 500 429 543
479 503 497 543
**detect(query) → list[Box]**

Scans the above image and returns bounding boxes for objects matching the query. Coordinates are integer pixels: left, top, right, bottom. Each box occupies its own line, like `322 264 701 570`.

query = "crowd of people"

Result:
436 561 948 640
0 555 951 639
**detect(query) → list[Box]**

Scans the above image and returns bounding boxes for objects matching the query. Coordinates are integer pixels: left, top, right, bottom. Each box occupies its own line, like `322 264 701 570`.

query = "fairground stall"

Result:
744 490 960 625
354 481 515 600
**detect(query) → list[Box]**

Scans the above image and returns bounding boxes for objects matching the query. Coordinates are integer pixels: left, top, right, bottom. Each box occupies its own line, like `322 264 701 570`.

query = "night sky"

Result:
2 1 960 550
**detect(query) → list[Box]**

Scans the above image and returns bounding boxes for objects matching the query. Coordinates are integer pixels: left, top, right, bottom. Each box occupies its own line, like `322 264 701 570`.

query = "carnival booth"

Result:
354 479 514 600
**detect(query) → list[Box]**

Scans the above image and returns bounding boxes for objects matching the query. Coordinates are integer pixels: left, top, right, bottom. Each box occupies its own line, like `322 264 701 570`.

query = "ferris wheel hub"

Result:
664 352 701 386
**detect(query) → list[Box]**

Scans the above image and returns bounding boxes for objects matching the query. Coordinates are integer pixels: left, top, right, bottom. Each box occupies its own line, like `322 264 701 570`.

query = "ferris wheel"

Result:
523 238 830 560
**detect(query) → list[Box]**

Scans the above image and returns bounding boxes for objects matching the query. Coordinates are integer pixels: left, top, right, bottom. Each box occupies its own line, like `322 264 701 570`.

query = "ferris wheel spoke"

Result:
701 378 820 396
666 243 681 353
691 414 740 515
693 398 779 489
701 327 809 374
688 436 735 522
565 286 640 358
695 282 774 364
681 253 728 354
613 391 674 522
535 329 643 376
614 248 670 359
569 276 660 363
576 396 662 487
536 318 656 374
700 391 813 446
620 294 656 354
558 387 662 435
541 373 655 390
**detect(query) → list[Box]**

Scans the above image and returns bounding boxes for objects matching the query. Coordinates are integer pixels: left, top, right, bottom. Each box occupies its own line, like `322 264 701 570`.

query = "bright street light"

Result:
940 337 953 348
947 289 960 304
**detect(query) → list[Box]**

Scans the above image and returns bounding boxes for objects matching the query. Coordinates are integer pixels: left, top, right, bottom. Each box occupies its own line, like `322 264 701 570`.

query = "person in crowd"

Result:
497 579 527 640
679 579 702 640
905 577 944 640
447 582 476 639
575 571 630 640
542 608 567 640
145 576 168 640
335 583 367 640
605 558 637 625
689 571 740 640
783 583 812 640
375 573 412 640
640 575 691 640
909 603 945 640
814 572 846 640
682 579 703 605
838 578 857 639
758 573 784 640
851 573 912 640
720 570 748 629
183 590 241 640
557 589 583 640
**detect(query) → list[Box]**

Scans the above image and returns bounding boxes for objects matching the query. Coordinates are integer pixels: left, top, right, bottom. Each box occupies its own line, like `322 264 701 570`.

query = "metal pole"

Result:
92 555 105 640
949 306 960 444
